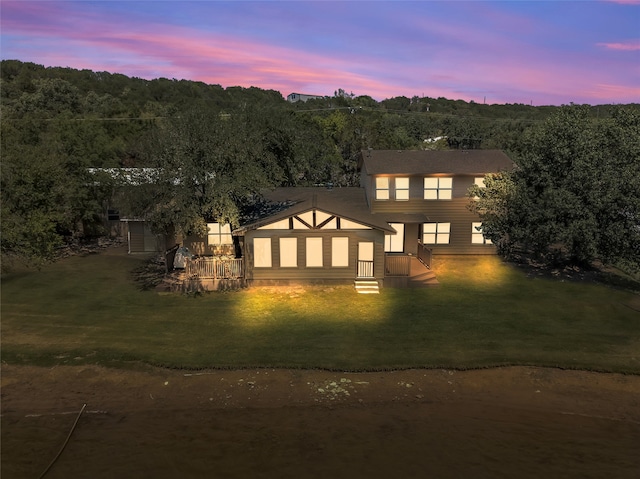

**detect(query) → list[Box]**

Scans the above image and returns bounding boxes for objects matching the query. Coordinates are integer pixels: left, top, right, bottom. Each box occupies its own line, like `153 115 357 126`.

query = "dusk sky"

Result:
2 1 638 106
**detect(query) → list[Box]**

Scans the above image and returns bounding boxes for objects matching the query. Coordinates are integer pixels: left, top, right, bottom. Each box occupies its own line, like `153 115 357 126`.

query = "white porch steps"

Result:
354 280 380 294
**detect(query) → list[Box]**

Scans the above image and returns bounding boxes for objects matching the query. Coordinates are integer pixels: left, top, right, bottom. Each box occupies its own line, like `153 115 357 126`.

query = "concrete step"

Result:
354 280 380 294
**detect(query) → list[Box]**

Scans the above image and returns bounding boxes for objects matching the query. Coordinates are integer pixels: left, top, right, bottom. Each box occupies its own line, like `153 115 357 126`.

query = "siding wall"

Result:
369 175 496 255
244 229 385 281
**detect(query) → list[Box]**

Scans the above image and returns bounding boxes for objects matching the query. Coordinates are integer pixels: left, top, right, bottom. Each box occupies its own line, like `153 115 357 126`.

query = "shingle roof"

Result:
359 149 515 175
235 187 397 233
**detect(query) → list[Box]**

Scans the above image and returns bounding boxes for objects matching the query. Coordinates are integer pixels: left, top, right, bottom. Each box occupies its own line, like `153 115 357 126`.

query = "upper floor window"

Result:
207 223 233 245
375 177 389 200
471 177 486 200
424 177 453 200
395 177 410 200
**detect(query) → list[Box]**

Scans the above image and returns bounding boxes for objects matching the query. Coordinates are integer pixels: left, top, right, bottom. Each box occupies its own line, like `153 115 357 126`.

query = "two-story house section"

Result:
359 149 515 255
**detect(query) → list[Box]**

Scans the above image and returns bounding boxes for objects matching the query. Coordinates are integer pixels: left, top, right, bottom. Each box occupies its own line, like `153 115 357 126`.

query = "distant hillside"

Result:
2 59 638 166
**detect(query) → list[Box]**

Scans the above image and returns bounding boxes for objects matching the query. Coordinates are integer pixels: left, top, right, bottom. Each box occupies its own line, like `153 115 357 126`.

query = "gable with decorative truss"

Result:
257 209 371 230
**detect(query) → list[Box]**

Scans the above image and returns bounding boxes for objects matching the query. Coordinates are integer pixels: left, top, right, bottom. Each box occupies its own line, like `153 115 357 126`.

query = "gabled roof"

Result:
359 149 515 175
235 187 397 234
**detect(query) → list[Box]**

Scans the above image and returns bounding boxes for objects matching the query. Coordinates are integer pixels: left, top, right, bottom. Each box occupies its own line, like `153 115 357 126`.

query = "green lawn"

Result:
1 250 639 373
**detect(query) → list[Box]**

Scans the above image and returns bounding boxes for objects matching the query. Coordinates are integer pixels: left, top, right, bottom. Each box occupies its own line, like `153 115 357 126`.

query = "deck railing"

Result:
417 240 433 269
384 254 411 276
185 257 243 279
357 260 375 278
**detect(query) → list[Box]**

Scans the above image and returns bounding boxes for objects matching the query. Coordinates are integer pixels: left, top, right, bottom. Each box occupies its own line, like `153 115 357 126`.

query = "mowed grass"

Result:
1 249 639 372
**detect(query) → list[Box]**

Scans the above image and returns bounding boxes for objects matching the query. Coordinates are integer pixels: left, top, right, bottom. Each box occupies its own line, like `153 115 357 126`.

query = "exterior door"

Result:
357 241 374 278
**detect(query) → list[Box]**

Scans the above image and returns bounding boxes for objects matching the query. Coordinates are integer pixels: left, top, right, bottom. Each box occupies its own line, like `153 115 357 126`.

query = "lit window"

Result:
207 223 233 245
422 223 450 244
279 237 297 267
471 177 486 200
471 222 492 244
375 177 389 200
384 223 405 252
332 237 349 267
395 177 410 200
254 238 272 267
306 237 323 267
424 177 453 200
340 218 370 229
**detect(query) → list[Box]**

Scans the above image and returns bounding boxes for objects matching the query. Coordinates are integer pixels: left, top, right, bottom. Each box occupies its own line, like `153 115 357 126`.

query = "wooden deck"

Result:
384 256 439 288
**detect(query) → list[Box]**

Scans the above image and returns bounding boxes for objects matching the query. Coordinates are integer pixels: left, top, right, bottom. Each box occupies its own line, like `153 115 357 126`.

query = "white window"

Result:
395 177 410 200
422 223 450 244
306 237 323 267
258 218 290 230
424 177 453 200
207 223 233 245
384 223 405 253
332 237 349 267
471 177 486 200
375 177 389 200
472 222 492 244
340 218 370 229
254 238 272 267
279 237 297 267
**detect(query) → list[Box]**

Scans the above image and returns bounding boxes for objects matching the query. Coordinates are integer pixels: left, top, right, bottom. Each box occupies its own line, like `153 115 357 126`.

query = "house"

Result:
180 149 514 292
287 92 325 103
234 187 398 292
359 149 515 256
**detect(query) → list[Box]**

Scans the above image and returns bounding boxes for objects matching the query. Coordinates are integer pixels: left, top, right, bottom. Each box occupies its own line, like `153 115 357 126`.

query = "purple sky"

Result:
2 1 638 105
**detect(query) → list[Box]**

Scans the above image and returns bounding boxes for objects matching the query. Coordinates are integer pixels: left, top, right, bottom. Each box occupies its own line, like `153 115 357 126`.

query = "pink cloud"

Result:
2 0 638 105
597 41 640 51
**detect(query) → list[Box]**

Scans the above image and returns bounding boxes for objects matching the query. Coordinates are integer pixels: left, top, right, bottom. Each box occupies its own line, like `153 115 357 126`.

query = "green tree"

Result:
0 117 111 267
469 105 640 268
127 107 284 238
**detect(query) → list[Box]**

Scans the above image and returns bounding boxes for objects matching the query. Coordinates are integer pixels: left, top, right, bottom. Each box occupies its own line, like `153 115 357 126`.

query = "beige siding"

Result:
244 229 385 281
420 199 494 254
369 175 496 255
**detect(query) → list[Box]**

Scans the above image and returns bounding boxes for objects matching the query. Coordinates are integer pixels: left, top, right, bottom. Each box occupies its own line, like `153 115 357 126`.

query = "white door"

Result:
357 242 374 278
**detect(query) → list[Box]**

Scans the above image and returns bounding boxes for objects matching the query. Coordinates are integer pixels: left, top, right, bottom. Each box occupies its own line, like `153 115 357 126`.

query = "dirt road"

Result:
2 365 639 478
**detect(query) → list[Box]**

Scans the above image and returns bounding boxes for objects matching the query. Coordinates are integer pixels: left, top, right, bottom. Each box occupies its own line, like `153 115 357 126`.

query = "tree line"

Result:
2 60 638 272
